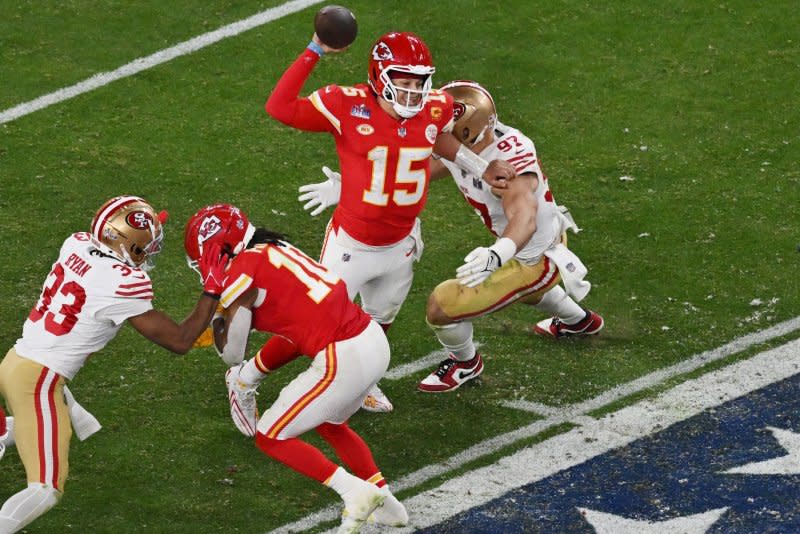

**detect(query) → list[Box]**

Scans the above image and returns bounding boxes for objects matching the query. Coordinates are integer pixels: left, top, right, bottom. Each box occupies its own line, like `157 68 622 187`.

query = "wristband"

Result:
490 237 517 266
307 41 325 57
203 291 221 300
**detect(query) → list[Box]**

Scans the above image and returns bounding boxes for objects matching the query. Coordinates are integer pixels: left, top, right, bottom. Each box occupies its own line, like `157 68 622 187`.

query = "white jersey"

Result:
14 232 153 380
441 122 565 264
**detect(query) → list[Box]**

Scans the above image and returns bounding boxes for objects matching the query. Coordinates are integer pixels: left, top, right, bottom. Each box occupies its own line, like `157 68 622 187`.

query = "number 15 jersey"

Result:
309 84 454 246
15 232 154 380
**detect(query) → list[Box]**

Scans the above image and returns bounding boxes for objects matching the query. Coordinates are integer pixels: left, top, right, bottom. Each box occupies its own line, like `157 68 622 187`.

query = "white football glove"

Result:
298 166 342 216
456 237 517 288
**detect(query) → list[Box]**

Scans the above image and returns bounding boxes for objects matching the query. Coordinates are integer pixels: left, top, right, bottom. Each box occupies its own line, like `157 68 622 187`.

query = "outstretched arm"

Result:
264 35 340 131
434 132 515 188
128 242 229 354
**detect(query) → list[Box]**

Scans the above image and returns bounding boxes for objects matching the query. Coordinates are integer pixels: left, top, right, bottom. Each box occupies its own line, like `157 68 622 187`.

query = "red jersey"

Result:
266 50 454 246
219 242 371 356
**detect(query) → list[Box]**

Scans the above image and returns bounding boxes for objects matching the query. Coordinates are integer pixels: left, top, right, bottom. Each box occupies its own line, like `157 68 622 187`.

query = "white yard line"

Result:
383 338 800 532
267 316 800 533
0 0 324 125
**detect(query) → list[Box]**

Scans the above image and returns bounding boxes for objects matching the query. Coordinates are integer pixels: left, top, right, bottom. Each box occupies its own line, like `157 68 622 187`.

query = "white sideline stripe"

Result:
386 337 800 532
266 316 800 534
0 0 325 125
502 315 800 416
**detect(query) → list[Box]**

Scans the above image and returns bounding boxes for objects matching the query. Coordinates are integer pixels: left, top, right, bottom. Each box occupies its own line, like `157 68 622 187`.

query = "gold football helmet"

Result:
91 195 165 269
441 80 497 147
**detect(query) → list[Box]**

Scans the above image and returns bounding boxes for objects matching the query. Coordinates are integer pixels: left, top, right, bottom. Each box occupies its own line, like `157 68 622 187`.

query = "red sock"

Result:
255 433 337 483
0 406 6 435
315 422 385 487
255 336 304 372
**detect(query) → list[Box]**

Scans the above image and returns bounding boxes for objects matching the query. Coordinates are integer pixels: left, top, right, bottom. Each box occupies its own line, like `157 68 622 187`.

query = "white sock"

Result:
0 483 59 533
239 358 267 387
325 467 362 498
428 321 476 362
535 286 586 324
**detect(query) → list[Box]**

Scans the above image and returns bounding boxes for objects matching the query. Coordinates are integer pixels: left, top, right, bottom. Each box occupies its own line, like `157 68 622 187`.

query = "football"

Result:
314 5 357 49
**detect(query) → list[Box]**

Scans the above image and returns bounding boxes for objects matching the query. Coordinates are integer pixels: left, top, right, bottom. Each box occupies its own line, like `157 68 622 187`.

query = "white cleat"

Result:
369 486 409 527
361 384 393 413
337 479 387 534
225 363 258 437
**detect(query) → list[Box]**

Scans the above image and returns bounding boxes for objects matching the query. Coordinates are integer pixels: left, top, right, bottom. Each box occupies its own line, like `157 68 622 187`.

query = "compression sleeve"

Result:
265 49 332 131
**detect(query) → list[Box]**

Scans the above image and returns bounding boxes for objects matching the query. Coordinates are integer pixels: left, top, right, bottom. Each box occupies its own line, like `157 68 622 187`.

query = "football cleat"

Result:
369 486 409 527
225 363 259 437
361 384 393 413
534 310 604 338
338 479 387 534
0 442 4 462
418 353 484 393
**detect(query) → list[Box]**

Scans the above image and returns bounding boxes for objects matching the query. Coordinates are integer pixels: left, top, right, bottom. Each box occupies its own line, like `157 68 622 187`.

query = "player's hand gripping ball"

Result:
314 5 357 49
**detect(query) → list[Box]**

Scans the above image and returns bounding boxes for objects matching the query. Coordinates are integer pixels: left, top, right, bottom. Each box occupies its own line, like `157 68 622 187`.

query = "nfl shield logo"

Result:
342 253 351 262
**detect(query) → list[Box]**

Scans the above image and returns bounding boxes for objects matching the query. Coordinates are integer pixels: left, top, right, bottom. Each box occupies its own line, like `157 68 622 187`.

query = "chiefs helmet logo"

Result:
452 102 467 121
197 215 222 245
126 211 154 230
372 42 393 61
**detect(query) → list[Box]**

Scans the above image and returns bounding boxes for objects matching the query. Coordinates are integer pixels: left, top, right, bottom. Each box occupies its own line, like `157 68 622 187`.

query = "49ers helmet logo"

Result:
126 211 154 230
372 41 393 61
197 215 222 245
453 101 466 121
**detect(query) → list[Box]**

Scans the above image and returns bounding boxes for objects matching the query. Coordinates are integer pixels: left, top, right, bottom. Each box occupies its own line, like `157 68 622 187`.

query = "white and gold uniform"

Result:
435 122 576 319
0 232 152 493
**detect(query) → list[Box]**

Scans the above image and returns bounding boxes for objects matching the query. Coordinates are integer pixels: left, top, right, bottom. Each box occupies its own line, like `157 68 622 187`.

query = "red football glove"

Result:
199 242 229 297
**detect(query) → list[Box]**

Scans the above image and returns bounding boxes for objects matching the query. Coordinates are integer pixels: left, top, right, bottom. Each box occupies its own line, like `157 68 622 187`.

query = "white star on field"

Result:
578 506 728 534
723 427 800 475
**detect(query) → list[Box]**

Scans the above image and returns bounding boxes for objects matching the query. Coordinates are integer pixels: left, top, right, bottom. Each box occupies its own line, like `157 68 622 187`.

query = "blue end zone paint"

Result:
419 373 800 533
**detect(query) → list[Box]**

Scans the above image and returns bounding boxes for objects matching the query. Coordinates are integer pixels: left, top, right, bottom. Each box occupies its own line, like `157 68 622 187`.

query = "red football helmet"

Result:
91 195 166 270
368 32 435 118
184 204 254 274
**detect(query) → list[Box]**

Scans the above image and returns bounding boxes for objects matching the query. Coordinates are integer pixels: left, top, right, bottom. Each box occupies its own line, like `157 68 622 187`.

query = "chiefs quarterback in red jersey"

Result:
264 30 516 413
184 204 408 533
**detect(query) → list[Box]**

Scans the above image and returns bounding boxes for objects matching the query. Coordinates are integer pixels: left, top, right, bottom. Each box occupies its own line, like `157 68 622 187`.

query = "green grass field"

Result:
1 1 799 532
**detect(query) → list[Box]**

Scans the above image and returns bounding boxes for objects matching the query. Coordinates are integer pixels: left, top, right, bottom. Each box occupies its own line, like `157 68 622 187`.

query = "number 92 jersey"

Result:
309 84 454 246
14 232 154 380
219 242 371 357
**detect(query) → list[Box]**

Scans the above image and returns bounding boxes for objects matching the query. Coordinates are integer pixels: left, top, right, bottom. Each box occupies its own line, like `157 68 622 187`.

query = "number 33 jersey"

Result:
14 232 154 379
219 242 371 357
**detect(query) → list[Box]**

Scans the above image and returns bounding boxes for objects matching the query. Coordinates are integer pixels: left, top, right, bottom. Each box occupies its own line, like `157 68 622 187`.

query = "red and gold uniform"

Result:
266 48 454 324
219 242 388 438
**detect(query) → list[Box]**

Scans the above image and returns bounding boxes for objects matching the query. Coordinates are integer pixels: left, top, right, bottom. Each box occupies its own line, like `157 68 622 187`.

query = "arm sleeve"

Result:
265 49 335 132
